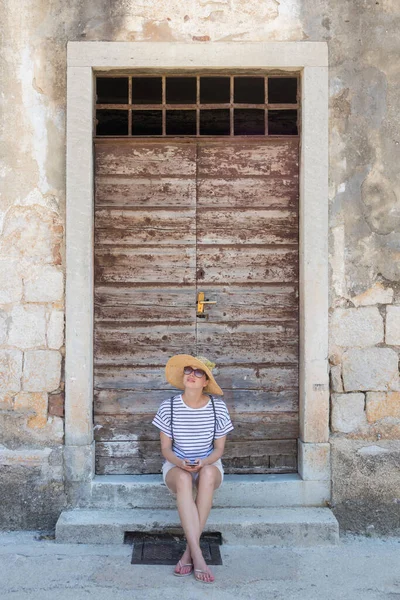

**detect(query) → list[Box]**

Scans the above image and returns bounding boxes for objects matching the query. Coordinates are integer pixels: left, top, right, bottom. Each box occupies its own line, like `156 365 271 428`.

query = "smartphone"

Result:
186 459 198 466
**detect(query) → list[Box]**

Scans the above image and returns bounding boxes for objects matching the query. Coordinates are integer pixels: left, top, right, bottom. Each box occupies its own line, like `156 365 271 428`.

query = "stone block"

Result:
13 392 48 428
24 266 64 302
298 441 330 480
42 416 64 443
0 349 23 392
300 359 330 443
89 475 331 510
0 259 23 304
365 392 400 422
8 305 46 349
1 206 62 266
331 393 367 433
0 408 63 447
342 347 400 392
47 311 64 349
0 310 7 344
351 282 393 307
48 392 64 417
0 447 67 530
386 306 400 345
55 507 339 546
330 307 383 347
0 392 14 409
23 350 61 392
64 443 95 483
331 438 400 535
330 365 343 392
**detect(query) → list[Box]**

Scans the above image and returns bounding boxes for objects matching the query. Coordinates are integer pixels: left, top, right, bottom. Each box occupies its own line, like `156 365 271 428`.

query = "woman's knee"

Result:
198 465 221 488
174 468 193 490
165 467 192 493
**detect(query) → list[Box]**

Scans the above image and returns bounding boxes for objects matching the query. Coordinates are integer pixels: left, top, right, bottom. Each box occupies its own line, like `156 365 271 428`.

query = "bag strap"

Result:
170 395 176 446
209 394 217 447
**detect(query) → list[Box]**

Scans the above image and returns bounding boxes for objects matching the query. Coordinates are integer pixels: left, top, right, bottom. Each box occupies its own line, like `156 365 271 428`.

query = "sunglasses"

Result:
183 366 207 378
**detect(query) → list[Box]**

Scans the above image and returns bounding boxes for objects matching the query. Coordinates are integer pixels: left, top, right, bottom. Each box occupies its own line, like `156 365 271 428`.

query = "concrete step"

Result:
90 474 331 509
55 507 339 546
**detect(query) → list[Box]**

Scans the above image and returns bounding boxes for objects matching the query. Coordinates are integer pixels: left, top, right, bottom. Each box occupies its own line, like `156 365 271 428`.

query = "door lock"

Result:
197 292 216 318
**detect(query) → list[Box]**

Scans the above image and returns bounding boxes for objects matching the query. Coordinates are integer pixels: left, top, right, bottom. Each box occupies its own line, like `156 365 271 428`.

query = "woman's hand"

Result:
180 459 199 471
185 458 203 473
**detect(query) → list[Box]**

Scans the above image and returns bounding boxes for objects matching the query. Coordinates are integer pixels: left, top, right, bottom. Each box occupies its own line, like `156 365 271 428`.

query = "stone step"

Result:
55 507 339 546
90 474 331 509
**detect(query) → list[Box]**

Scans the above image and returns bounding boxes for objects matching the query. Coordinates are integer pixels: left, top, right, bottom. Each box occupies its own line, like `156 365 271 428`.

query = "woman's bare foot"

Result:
174 546 193 576
192 550 214 583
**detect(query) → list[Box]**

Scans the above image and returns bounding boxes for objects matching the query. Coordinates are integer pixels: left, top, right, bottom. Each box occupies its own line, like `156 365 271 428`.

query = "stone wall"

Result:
329 301 400 533
1 0 399 531
301 1 400 534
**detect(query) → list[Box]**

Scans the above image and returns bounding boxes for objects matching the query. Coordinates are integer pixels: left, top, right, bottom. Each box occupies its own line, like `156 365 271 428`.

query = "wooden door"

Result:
196 141 299 473
93 139 299 474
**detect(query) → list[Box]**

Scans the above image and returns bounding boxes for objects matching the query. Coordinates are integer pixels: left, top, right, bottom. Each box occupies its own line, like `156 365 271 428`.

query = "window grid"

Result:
95 74 300 137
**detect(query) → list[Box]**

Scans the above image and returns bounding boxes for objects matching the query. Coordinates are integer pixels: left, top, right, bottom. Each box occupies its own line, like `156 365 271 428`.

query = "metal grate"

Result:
95 73 300 137
125 532 223 566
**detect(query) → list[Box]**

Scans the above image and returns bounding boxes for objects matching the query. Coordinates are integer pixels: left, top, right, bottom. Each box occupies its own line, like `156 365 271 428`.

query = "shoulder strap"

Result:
170 394 179 446
170 395 174 445
209 395 217 447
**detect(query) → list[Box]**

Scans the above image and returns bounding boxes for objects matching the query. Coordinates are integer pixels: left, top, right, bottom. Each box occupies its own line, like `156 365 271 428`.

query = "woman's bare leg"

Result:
165 466 221 581
196 465 222 530
165 467 201 576
191 465 222 582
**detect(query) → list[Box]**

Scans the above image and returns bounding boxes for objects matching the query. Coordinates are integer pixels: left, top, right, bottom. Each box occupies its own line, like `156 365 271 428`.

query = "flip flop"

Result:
194 568 215 584
173 560 194 577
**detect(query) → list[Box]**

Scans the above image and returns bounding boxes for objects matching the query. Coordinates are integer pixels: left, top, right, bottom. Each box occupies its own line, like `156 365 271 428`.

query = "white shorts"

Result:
162 458 224 489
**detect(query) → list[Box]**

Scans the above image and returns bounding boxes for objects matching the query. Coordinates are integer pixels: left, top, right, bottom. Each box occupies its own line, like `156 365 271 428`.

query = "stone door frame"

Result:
65 42 329 504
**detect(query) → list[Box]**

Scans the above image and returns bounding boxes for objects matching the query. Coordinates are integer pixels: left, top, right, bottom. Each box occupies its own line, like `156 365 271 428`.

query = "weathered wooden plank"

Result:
95 286 297 323
192 286 298 322
96 143 197 176
95 287 195 322
205 389 299 412
94 412 299 442
197 209 298 245
95 456 297 475
223 455 297 474
197 141 299 177
94 388 298 415
95 209 195 246
269 454 298 470
95 439 297 458
94 323 196 365
95 305 194 322
231 412 298 441
95 440 298 473
216 365 298 391
95 246 195 284
197 322 298 364
94 389 177 414
95 456 164 474
96 177 196 208
197 177 298 209
95 287 194 308
94 367 167 390
94 365 298 391
197 246 298 284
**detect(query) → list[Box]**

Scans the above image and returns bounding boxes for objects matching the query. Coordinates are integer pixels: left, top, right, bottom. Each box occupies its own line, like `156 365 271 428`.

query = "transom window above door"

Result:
95 74 299 137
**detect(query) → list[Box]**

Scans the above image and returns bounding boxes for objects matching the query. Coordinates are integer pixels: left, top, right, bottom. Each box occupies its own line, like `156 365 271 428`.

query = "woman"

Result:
152 354 234 584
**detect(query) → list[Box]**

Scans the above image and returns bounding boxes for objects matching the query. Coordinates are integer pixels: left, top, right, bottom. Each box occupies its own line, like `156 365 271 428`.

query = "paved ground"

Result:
0 531 399 600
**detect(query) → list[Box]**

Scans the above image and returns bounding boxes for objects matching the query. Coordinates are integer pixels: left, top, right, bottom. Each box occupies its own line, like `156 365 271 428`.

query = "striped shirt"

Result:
152 394 234 460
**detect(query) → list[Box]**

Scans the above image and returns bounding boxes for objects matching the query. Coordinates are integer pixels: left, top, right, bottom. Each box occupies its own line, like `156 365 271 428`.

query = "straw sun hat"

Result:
165 354 223 396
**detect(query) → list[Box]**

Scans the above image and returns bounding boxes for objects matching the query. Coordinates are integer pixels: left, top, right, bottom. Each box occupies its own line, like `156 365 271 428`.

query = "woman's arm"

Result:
159 431 194 471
